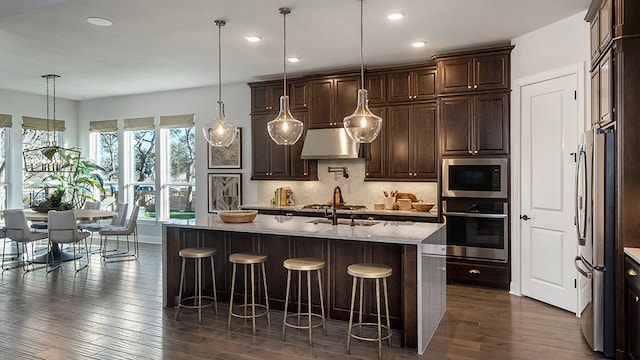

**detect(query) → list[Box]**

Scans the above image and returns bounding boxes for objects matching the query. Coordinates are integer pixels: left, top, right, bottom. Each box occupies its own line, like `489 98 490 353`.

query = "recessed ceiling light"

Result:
86 17 113 27
245 35 262 42
387 13 404 21
412 41 426 48
288 57 301 63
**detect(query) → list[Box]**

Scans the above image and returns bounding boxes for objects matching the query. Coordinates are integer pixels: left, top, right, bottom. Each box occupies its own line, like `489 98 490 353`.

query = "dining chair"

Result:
86 202 128 254
46 210 91 273
100 205 140 262
3 209 48 272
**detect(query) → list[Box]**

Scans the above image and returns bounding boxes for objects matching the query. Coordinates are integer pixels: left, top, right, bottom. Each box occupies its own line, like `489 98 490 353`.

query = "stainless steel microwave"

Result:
442 158 508 198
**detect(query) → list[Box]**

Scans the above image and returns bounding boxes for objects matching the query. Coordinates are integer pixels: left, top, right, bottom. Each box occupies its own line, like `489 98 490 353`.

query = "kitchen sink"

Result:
306 218 380 226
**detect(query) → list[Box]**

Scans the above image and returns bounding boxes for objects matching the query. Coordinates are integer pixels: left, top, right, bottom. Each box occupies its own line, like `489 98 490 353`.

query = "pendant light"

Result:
343 0 382 143
267 7 304 146
203 19 238 147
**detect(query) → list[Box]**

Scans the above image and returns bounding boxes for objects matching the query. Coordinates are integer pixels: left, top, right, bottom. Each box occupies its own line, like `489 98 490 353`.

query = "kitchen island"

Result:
162 214 446 353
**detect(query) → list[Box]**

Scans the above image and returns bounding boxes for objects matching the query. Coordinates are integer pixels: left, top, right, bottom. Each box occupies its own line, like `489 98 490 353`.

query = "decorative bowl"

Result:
218 210 258 223
411 202 434 212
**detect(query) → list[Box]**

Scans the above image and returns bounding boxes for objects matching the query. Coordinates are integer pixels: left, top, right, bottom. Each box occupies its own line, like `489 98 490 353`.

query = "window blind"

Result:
159 114 194 129
22 116 65 131
124 117 154 131
89 119 118 132
0 114 12 128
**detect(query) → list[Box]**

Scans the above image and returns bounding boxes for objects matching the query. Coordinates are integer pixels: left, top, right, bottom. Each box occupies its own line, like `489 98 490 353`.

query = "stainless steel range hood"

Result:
300 128 359 159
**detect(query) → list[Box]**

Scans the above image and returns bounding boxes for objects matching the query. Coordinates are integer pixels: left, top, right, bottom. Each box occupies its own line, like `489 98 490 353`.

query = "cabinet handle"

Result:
414 173 418 177
468 85 472 89
469 269 480 274
629 268 638 277
468 150 473 154
474 150 478 154
474 84 478 89
636 296 639 303
409 172 413 176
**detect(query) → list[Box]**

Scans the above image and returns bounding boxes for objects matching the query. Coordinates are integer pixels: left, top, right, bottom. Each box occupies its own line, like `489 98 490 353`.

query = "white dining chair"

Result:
85 202 128 254
3 209 48 272
100 205 140 262
47 210 91 273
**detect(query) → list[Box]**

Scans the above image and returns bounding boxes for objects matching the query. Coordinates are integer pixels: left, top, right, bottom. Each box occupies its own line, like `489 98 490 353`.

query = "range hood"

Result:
300 128 359 159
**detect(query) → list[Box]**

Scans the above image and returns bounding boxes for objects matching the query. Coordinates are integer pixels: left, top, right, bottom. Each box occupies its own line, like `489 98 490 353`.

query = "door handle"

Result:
520 214 530 221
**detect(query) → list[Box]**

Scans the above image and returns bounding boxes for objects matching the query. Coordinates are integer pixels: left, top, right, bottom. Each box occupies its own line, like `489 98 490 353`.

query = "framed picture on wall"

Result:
207 173 242 212
208 128 242 169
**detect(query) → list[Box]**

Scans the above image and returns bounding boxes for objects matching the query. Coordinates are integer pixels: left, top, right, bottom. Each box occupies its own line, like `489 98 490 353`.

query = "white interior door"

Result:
520 73 579 313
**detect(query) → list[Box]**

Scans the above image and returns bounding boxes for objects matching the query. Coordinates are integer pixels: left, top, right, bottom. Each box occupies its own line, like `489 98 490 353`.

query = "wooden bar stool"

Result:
175 247 218 325
346 263 393 360
228 253 270 335
282 257 327 347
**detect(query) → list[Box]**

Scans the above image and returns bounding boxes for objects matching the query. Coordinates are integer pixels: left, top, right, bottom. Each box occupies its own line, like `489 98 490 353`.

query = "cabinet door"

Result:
387 105 412 178
413 103 438 179
474 92 509 155
250 114 287 179
308 78 334 128
628 283 640 360
365 106 386 179
388 70 413 102
334 76 359 124
289 81 307 110
414 67 437 101
440 96 473 156
591 67 600 126
251 85 273 113
599 0 612 51
599 50 613 126
289 112 317 179
366 73 386 104
473 54 509 91
590 13 601 62
437 57 473 94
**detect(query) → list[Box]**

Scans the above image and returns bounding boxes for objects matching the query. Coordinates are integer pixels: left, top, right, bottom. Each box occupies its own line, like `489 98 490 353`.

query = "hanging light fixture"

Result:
267 7 304 146
343 0 382 143
203 19 238 147
23 74 80 174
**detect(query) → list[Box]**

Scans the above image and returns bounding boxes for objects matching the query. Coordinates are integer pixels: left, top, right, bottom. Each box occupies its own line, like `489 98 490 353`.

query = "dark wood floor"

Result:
0 242 607 360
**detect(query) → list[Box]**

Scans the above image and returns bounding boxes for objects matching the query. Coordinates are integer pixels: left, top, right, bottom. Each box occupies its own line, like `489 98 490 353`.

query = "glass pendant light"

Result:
203 20 238 147
343 0 382 143
267 7 304 146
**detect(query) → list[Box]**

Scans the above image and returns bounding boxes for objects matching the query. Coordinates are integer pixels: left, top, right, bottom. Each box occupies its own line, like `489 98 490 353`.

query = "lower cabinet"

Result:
626 256 640 360
446 258 510 290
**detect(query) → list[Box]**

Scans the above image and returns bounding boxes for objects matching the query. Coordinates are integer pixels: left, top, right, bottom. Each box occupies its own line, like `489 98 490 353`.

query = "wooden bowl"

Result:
218 210 258 223
412 202 434 212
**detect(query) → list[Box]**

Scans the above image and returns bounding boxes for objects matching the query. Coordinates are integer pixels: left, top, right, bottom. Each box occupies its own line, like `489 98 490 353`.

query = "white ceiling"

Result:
0 0 590 101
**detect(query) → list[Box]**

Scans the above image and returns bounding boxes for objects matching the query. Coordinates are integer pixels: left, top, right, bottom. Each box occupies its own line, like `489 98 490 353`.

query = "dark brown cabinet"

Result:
250 80 306 114
591 49 613 127
446 258 509 290
250 112 317 180
590 0 613 62
435 48 511 95
388 66 436 102
364 106 386 179
386 103 437 179
366 72 387 104
626 256 640 360
440 92 509 156
308 75 359 128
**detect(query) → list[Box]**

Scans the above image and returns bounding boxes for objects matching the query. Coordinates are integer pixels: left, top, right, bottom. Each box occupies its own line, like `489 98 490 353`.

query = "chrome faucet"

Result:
331 186 343 225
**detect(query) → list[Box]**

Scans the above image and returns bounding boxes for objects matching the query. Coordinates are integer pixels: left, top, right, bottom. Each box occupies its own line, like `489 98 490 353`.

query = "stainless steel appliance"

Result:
574 128 616 357
442 199 509 262
442 158 508 199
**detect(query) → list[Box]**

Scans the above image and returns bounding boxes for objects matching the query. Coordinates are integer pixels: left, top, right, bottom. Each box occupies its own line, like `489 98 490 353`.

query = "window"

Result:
124 117 156 220
0 114 10 210
160 114 195 220
89 120 119 198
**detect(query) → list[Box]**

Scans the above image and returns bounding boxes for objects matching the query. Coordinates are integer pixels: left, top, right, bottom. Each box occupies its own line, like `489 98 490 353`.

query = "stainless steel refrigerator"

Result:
574 128 616 357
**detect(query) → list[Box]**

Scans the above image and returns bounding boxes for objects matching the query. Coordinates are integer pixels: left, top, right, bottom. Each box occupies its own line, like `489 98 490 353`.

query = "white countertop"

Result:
240 204 438 218
625 247 640 264
166 214 445 246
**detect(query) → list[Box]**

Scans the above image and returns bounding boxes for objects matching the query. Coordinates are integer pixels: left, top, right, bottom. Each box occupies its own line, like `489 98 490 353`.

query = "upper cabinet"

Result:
435 46 512 95
588 0 613 62
591 49 614 127
440 93 509 156
250 80 306 114
308 74 359 128
388 66 436 103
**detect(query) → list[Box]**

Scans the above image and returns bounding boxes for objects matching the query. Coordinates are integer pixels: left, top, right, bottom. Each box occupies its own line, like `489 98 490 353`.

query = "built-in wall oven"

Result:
442 158 509 262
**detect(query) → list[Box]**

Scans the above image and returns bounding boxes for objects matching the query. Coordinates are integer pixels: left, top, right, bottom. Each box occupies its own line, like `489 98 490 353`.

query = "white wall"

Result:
0 88 79 208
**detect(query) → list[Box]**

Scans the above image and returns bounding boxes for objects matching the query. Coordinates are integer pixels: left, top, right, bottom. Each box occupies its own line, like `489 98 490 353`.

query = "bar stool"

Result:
346 263 393 360
282 257 327 347
228 253 270 335
175 247 218 325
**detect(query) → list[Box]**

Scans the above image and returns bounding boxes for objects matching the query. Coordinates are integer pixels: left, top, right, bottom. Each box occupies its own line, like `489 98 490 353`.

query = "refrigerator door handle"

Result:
574 144 588 246
575 256 593 279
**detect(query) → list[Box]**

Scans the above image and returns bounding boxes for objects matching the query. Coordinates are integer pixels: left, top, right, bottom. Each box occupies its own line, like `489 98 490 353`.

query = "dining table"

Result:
21 208 117 264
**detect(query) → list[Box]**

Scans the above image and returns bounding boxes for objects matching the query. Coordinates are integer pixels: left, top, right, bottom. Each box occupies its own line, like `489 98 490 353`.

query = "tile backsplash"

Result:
255 159 438 208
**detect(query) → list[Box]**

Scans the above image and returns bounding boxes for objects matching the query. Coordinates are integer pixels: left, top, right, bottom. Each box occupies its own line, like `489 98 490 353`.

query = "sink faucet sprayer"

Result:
331 186 343 225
